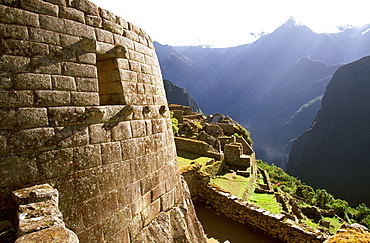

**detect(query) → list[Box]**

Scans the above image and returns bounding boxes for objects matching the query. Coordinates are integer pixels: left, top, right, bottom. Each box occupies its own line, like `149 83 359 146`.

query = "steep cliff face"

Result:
163 79 202 113
0 1 206 242
287 56 370 206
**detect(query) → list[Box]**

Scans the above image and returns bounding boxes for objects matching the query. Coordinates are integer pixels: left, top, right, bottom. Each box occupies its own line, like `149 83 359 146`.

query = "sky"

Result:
91 0 370 48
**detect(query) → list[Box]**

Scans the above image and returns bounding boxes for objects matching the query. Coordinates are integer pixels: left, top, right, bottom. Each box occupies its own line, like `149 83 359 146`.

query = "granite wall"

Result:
0 0 206 242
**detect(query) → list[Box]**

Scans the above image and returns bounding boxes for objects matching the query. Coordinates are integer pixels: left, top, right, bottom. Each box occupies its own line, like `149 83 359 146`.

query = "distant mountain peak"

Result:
284 17 298 27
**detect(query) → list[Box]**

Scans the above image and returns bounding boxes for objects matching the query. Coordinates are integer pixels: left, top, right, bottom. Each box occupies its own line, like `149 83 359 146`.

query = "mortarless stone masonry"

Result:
0 0 206 242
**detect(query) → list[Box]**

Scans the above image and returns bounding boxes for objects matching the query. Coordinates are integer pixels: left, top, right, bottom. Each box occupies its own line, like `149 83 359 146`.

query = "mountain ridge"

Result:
287 56 370 206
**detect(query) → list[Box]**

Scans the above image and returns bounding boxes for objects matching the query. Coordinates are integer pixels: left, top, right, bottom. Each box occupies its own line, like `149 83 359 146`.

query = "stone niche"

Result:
0 0 206 242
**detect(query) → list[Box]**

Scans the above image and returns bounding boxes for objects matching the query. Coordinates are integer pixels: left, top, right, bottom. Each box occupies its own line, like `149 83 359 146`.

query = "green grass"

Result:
248 192 282 214
303 216 344 234
211 173 251 199
177 150 213 167
322 216 344 233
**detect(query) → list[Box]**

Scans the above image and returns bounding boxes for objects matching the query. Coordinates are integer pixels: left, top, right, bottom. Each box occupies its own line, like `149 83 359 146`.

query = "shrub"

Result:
170 112 179 134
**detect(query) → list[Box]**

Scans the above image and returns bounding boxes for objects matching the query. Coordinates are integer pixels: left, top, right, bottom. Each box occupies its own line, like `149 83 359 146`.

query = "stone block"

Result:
0 23 29 40
74 167 100 202
48 45 76 62
12 184 57 206
29 27 59 45
116 58 129 70
99 7 115 21
132 155 149 181
124 30 139 42
71 0 99 16
71 91 100 106
85 14 102 27
98 163 117 193
0 108 17 129
9 127 55 154
37 148 74 180
95 28 114 44
140 172 159 196
96 41 116 55
121 81 137 94
60 33 80 47
160 188 175 212
62 62 97 78
15 225 79 243
60 6 85 23
77 52 96 64
152 118 167 134
35 90 71 107
106 227 130 243
31 58 62 75
44 0 66 6
0 72 12 89
116 16 128 29
0 5 40 27
130 120 146 138
111 121 132 141
141 199 161 226
121 139 141 161
100 191 119 219
2 39 50 58
48 107 86 126
0 55 31 72
20 0 59 16
17 107 48 128
101 142 122 164
0 155 38 187
128 50 145 63
0 130 8 156
73 144 102 170
77 222 104 243
101 210 127 240
116 185 131 209
16 200 64 236
79 196 102 228
128 214 143 240
39 14 65 33
51 75 76 91
89 124 111 144
64 18 96 39
113 34 134 50
75 77 98 92
132 191 151 216
102 19 123 35
51 125 89 148
13 73 52 90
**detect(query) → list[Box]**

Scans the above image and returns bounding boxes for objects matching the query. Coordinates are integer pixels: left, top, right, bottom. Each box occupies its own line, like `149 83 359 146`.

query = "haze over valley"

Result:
155 19 370 169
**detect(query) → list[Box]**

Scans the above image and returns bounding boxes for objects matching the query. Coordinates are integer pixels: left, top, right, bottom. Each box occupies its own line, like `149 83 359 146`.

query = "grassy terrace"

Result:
211 173 251 199
177 150 213 168
248 192 282 214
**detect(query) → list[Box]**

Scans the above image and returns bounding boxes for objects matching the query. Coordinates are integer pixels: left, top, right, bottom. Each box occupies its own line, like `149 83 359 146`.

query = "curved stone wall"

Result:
0 0 205 242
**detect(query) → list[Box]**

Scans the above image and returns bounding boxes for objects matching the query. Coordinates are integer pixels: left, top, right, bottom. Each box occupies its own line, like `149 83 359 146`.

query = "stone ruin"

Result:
0 0 206 242
171 105 255 171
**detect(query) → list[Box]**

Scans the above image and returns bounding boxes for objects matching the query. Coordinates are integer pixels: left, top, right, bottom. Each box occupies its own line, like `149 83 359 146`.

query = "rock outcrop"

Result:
287 56 370 206
0 0 206 242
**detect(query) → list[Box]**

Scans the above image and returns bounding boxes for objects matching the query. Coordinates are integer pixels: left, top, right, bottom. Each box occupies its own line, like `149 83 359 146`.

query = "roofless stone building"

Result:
0 0 206 241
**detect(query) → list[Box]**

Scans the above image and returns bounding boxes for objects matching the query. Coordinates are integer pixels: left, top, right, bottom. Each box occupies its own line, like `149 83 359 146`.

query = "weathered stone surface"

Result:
15 226 79 243
0 1 206 242
12 184 78 242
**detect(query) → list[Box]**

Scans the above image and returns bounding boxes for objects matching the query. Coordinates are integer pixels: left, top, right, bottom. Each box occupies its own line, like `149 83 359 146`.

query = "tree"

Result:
315 189 334 209
170 112 179 134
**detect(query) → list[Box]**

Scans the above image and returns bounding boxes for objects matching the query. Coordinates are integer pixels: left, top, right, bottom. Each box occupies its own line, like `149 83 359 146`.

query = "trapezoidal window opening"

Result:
96 54 125 105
